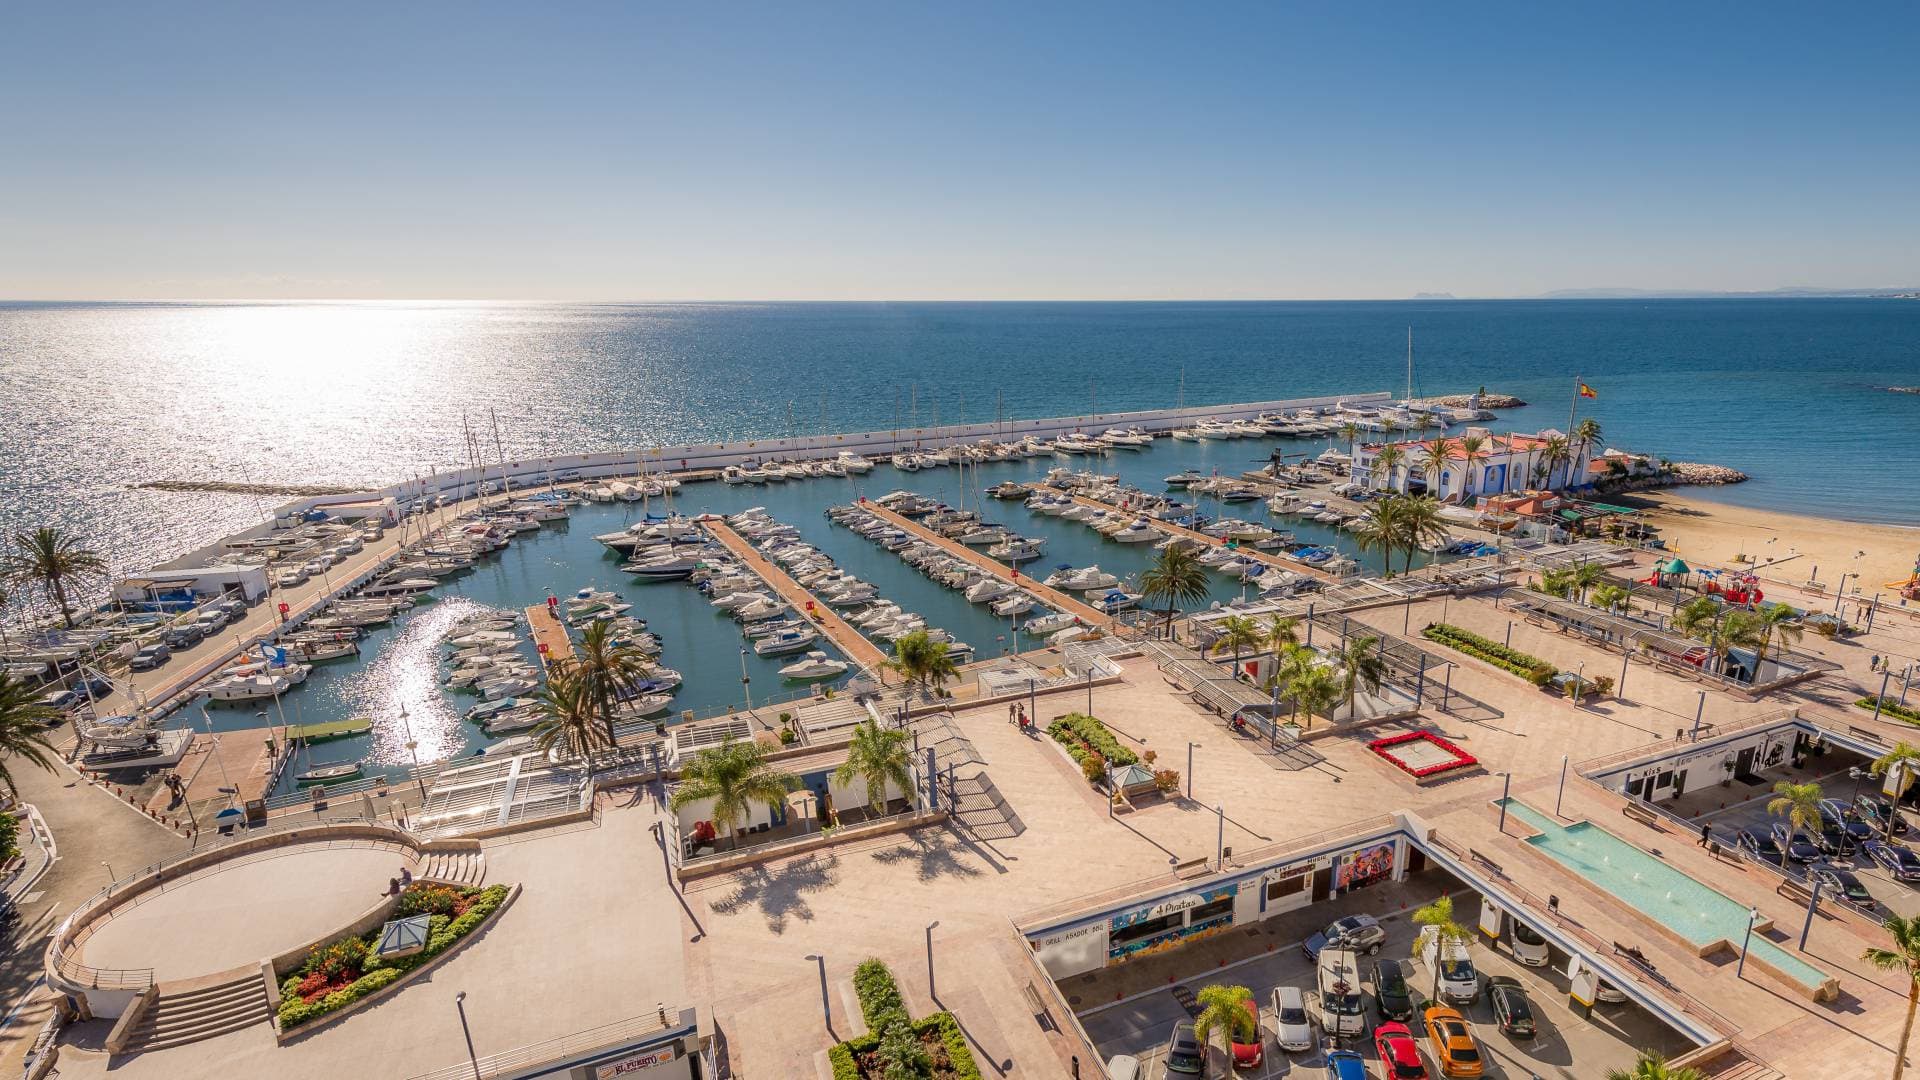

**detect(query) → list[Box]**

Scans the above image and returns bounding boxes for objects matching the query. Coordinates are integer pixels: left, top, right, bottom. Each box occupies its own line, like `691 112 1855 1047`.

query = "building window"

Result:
1109 912 1184 948
1189 897 1234 925
1266 874 1307 903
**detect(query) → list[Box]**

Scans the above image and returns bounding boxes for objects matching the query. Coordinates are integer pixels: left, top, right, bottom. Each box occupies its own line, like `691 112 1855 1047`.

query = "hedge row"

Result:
276 884 510 1030
1421 624 1556 686
1046 712 1138 768
828 1011 982 1080
853 958 905 1028
1859 697 1920 725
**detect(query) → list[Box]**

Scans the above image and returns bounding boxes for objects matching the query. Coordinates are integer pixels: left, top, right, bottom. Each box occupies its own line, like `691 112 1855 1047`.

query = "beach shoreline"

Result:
1625 490 1920 599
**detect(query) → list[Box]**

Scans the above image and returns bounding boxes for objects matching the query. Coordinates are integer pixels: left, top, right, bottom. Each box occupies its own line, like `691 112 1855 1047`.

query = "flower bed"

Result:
829 960 981 1080
1421 623 1557 686
1369 730 1478 780
1858 697 1920 725
276 882 510 1030
1047 712 1138 769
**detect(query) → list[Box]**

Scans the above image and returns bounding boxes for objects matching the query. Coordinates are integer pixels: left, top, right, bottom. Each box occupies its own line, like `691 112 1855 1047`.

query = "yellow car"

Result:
1423 1004 1485 1077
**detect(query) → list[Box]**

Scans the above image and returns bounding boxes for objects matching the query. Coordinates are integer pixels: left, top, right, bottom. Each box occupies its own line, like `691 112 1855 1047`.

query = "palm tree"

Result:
1674 597 1736 673
1191 983 1255 1057
834 719 915 817
1337 420 1362 464
1456 435 1489 501
1864 915 1920 1080
1572 418 1603 486
1749 602 1805 664
1875 744 1920 802
1589 583 1629 614
1539 434 1572 488
0 676 59 797
1287 661 1340 731
1333 634 1389 719
885 629 957 697
3 528 108 628
1392 495 1449 576
1412 895 1473 998
1419 436 1458 494
668 736 798 850
1767 780 1824 837
1351 499 1405 579
1140 546 1210 638
531 668 614 771
1212 615 1263 669
1371 444 1407 493
1605 1050 1705 1080
1265 614 1299 665
568 618 652 744
1570 562 1606 604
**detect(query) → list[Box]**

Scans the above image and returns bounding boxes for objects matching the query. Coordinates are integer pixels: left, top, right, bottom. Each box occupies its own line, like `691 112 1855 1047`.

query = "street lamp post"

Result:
1215 804 1225 870
1555 755 1569 817
1187 741 1198 800
1736 907 1760 979
455 991 482 1080
1799 876 1824 950
1498 773 1512 833
925 921 940 999
1690 690 1706 742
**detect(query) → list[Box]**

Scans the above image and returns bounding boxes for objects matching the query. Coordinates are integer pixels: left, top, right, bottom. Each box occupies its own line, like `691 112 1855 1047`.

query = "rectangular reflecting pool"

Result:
1501 800 1830 992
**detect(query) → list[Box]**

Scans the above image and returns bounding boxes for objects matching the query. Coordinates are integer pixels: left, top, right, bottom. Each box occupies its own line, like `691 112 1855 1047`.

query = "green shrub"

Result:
1421 624 1557 685
1046 712 1138 768
828 1043 860 1080
277 884 509 1030
929 1012 983 1080
852 959 904 1029
0 812 18 862
1859 697 1920 725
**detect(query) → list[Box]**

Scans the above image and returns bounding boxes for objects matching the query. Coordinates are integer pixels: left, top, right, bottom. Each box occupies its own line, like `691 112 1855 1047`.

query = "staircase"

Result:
418 849 487 886
120 975 269 1053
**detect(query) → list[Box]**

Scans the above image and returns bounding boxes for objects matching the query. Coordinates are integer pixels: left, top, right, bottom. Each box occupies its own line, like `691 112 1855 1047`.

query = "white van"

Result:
1313 947 1368 1038
1418 925 1479 1003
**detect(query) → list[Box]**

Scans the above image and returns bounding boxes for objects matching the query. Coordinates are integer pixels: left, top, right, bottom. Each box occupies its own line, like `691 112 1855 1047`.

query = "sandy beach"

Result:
1628 491 1920 601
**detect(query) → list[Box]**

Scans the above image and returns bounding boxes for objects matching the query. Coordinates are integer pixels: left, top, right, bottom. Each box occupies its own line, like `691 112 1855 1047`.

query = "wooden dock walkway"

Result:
859 503 1115 628
701 521 891 671
1067 494 1338 583
526 603 575 671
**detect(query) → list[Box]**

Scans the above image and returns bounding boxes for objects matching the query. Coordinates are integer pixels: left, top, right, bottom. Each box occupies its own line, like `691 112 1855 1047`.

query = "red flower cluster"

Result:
1368 731 1478 778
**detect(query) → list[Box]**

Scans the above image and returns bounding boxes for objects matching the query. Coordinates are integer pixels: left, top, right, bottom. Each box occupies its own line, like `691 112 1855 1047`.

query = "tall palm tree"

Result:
1392 495 1449 576
568 618 651 744
0 676 59 797
1604 1051 1705 1080
1265 614 1299 665
1212 615 1263 669
1456 435 1489 501
885 629 957 697
1767 781 1825 837
1572 418 1603 485
1337 420 1362 464
1749 602 1805 664
1371 444 1407 494
1570 562 1606 604
668 736 798 850
531 668 613 772
834 719 915 816
1287 661 1340 731
1589 583 1629 614
1412 895 1473 998
1191 983 1255 1055
1539 434 1572 488
1351 498 1405 579
3 528 107 628
1864 915 1920 1080
1140 546 1210 638
1875 744 1920 801
1333 634 1389 719
1674 597 1736 672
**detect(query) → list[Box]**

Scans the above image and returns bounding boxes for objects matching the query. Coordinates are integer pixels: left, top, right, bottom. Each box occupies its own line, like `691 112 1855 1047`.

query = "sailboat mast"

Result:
1405 327 1414 402
489 408 513 502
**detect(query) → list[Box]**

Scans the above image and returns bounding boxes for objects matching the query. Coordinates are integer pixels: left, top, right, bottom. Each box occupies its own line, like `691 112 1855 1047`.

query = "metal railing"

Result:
1573 709 1800 776
406 1008 688 1080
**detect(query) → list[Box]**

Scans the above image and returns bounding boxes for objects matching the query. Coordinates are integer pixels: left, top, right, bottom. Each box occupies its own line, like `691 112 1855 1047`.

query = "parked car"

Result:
1103 1057 1140 1080
1594 979 1628 1004
1373 1021 1430 1080
1808 866 1875 908
1822 800 1876 844
1272 985 1313 1053
1418 926 1479 1004
1422 1004 1485 1077
1229 996 1262 1069
1486 976 1537 1039
74 676 112 701
1865 840 1920 882
38 689 81 713
1304 913 1386 960
1509 920 1550 967
1325 1049 1369 1080
1371 956 1414 1020
194 608 229 632
1771 822 1825 864
1737 828 1785 867
129 643 172 671
1815 822 1856 857
1856 793 1910 836
163 624 205 649
1163 1021 1205 1077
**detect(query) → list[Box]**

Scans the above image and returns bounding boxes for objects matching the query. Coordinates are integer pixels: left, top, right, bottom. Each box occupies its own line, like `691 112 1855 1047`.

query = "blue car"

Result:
1864 841 1920 882
1324 1049 1368 1080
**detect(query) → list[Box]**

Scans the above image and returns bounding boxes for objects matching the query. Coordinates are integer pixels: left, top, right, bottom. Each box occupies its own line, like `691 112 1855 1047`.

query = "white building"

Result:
1350 427 1594 503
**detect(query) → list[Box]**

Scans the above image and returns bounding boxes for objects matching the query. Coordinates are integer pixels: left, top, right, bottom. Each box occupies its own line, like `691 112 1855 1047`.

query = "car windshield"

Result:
1440 958 1475 981
1514 922 1544 945
1279 1005 1307 1023
1167 1048 1202 1068
1330 992 1364 1015
1392 1058 1426 1079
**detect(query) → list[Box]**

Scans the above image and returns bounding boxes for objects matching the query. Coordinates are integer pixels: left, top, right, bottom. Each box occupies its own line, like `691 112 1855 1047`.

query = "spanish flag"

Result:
1578 383 1598 399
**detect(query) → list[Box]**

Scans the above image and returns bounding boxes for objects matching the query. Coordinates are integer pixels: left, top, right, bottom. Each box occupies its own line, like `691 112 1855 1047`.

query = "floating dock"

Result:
525 603 576 671
701 521 891 671
858 502 1116 628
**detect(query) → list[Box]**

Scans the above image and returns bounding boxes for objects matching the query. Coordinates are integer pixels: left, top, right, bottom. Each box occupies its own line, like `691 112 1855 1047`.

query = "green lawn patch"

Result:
1421 623 1557 686
1046 712 1138 768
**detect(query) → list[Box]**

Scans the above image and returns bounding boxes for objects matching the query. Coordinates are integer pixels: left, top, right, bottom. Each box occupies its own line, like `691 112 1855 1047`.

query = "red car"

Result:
1375 1021 1431 1080
1230 996 1262 1068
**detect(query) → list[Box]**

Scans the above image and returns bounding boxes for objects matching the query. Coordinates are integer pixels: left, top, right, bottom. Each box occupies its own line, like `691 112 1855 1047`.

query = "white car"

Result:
1271 985 1313 1052
1511 920 1551 967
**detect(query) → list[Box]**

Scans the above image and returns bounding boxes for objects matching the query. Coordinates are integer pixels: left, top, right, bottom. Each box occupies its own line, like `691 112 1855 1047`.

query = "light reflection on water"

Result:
339 597 508 768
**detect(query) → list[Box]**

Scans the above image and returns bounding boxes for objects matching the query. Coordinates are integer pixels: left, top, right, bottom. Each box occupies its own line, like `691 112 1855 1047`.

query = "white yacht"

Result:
835 452 873 474
754 627 820 656
1043 565 1120 591
964 578 1017 604
989 593 1034 617
1109 519 1159 543
778 651 849 680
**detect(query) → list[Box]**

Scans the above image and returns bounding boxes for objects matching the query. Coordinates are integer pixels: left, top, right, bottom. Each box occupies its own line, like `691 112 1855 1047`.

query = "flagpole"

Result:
1567 375 1580 437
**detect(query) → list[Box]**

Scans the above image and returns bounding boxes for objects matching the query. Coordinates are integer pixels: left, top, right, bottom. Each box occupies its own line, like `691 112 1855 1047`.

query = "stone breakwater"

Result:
1600 462 1749 494
1887 386 1920 395
136 480 363 497
1418 393 1527 409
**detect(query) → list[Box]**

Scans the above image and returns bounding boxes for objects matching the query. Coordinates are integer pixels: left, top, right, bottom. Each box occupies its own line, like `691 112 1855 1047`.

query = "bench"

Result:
1021 982 1056 1032
1174 857 1211 879
1777 876 1814 904
1621 801 1661 828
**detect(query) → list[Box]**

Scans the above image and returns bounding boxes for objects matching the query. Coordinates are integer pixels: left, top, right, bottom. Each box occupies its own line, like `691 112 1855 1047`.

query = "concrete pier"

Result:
859 502 1116 628
526 603 575 672
701 521 891 671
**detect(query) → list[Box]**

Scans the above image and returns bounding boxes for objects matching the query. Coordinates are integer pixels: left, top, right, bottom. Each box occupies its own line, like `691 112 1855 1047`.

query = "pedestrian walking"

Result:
1699 823 1712 847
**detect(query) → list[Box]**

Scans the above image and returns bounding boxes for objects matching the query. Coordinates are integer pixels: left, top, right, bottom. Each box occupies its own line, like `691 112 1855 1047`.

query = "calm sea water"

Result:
3 298 1917 580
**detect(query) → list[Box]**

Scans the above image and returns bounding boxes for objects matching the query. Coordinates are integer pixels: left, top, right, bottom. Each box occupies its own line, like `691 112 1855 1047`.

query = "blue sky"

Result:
2 2 1915 300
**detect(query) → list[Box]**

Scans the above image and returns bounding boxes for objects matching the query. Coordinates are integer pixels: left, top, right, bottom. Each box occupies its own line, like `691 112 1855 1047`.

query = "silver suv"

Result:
1303 913 1386 959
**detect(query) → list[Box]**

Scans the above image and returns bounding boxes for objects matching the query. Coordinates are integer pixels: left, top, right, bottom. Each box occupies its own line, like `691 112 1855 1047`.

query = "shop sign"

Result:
1036 921 1103 949
594 1046 677 1077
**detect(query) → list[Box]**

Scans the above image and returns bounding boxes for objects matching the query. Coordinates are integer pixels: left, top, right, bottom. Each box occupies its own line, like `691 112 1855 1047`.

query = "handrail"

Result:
407 1008 687 1080
1573 708 1800 775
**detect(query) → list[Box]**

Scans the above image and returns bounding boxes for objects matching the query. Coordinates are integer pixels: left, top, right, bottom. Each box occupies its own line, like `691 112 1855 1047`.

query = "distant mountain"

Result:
1535 286 1920 299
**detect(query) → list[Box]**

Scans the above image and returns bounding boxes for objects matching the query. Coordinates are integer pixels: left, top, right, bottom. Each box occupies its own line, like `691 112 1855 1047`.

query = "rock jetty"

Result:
1599 462 1748 494
1419 392 1526 409
1887 386 1919 395
136 480 362 497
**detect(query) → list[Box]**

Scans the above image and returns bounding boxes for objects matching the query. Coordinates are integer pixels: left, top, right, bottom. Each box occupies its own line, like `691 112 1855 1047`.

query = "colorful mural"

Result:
1335 841 1396 892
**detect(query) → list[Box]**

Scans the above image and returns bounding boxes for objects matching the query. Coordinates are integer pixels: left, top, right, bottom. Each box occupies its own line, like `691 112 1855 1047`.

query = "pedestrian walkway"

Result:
859 502 1115 628
525 603 574 671
702 521 890 671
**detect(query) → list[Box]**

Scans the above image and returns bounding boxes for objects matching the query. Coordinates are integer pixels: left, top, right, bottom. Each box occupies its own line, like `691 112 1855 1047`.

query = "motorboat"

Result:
1102 428 1153 447
296 762 363 785
1089 590 1142 613
753 628 821 656
1108 519 1159 543
1163 470 1206 488
1171 428 1200 441
1049 624 1101 645
480 735 535 757
710 590 771 610
484 709 546 735
1044 565 1121 591
986 537 1045 563
835 451 874 474
964 578 1017 604
990 594 1034 617
779 651 849 680
466 697 536 722
479 676 539 700
623 553 703 580
1022 611 1079 635
988 481 1028 499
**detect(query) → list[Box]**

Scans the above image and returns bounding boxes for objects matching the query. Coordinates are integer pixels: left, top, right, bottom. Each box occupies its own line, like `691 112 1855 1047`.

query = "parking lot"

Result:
1076 891 1693 1078
1689 761 1920 921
